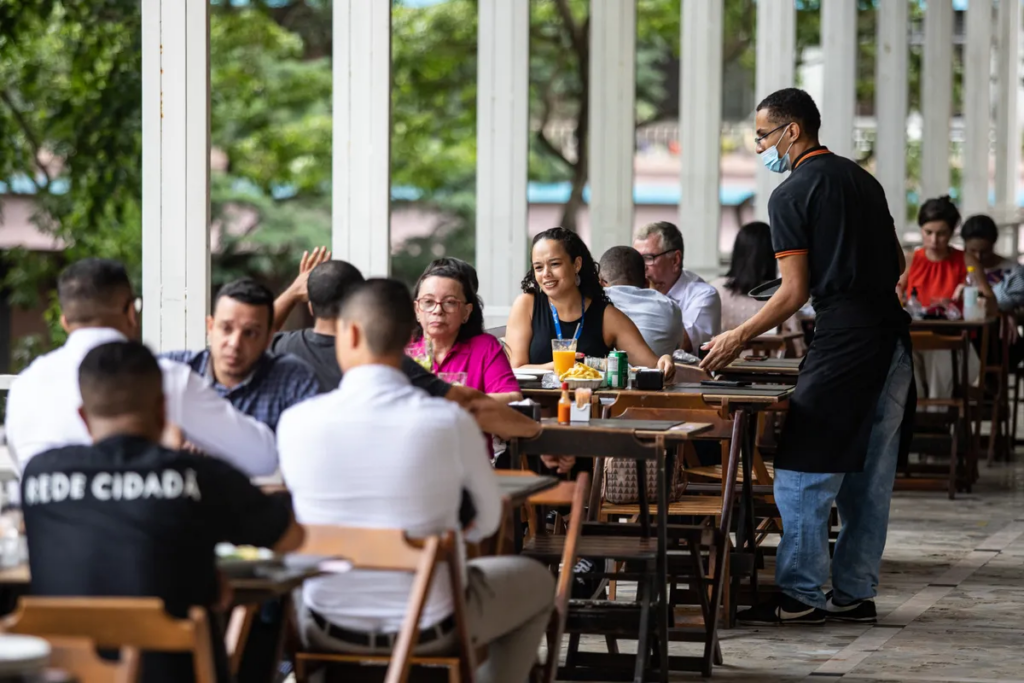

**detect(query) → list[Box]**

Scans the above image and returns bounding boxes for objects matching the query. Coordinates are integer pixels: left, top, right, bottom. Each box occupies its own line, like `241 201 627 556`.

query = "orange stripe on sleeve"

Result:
775 249 809 259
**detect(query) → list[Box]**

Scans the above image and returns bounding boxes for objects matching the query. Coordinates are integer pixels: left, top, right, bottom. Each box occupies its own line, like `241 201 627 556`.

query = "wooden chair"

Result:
4 597 216 683
906 330 967 499
292 528 475 683
521 473 589 683
45 637 140 683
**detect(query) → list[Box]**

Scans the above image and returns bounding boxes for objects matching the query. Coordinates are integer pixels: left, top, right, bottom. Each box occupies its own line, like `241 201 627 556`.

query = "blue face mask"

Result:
761 125 795 174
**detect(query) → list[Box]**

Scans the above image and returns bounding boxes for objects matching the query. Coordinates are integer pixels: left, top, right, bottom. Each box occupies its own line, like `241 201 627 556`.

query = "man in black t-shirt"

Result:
22 340 305 682
702 89 913 627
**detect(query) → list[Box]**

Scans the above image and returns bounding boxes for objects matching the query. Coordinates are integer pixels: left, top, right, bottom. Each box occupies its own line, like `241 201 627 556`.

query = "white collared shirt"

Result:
277 363 501 632
665 269 722 350
605 285 684 357
5 328 278 477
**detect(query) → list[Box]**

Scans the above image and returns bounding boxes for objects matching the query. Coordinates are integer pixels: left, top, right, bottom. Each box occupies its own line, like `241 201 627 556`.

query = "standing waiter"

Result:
702 88 913 625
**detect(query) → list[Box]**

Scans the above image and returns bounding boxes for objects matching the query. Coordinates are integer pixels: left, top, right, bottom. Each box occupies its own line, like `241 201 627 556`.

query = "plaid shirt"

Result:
162 349 320 432
994 265 1024 313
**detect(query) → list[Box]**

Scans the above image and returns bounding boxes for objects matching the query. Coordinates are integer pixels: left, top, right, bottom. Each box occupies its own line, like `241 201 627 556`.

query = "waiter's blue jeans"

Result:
773 339 913 609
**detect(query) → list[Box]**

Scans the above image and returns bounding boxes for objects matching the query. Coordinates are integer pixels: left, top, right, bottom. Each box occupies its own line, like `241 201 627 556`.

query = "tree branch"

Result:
553 0 584 54
0 90 51 188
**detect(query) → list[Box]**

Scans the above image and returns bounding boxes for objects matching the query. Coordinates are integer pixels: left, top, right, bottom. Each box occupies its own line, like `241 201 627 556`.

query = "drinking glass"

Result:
551 339 578 379
439 372 468 386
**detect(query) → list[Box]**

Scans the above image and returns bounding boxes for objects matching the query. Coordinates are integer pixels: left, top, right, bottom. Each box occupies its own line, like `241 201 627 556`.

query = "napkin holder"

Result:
570 388 593 423
635 369 664 391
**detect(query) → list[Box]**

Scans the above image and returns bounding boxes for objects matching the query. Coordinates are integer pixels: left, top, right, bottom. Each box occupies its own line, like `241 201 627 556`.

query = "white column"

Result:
820 0 857 158
994 0 1021 230
962 0 993 216
476 0 529 329
333 0 391 277
754 0 796 222
875 0 909 233
679 0 723 277
141 0 210 352
920 0 954 201
588 0 636 262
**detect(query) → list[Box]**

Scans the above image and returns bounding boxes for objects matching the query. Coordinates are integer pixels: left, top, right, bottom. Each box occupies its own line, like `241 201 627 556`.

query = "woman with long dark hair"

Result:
712 222 781 332
505 227 675 378
406 257 521 405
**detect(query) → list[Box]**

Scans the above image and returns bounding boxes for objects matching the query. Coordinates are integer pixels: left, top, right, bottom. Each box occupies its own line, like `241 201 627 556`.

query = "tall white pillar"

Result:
875 0 909 233
588 0 636 262
962 0 993 216
141 0 210 352
920 0 954 201
476 0 529 329
754 0 796 222
994 0 1021 230
679 0 723 277
820 0 857 159
333 0 391 277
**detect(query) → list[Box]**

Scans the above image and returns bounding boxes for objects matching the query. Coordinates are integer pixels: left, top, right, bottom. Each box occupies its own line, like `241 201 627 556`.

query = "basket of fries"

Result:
558 362 605 390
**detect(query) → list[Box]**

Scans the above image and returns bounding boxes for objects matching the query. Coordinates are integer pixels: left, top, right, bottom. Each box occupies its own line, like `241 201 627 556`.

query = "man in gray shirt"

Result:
599 246 684 357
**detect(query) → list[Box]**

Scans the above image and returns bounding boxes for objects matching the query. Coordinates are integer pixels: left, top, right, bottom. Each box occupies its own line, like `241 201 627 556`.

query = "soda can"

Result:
606 351 628 389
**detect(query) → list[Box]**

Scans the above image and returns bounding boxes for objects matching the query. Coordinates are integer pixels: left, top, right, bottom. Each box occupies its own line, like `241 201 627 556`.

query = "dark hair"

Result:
79 341 163 418
308 261 365 319
521 227 608 303
57 258 133 323
412 258 485 342
338 279 417 356
599 246 646 288
213 278 275 329
961 214 998 245
725 222 777 295
756 88 822 138
635 221 684 261
917 195 961 233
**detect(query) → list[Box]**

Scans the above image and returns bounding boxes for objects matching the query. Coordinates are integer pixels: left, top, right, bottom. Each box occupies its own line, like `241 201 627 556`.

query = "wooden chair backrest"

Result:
5 598 215 683
603 391 714 416
909 330 967 352
517 426 657 460
46 637 140 683
299 525 439 572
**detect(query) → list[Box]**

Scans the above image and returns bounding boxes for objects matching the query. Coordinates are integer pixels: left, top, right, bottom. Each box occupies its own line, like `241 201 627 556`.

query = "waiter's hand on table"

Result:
657 355 676 381
699 328 747 373
541 455 576 474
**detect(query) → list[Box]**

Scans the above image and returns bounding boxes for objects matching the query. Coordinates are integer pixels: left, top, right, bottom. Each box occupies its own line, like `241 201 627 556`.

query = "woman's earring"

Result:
575 273 581 286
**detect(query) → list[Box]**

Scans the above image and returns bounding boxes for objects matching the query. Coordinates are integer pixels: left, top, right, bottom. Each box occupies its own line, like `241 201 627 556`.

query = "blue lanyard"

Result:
550 301 584 341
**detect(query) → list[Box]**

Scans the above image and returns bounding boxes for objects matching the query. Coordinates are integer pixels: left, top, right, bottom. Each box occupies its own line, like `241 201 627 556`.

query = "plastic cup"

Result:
551 339 578 379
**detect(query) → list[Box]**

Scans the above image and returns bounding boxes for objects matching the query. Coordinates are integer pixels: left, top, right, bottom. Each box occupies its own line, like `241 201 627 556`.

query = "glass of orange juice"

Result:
552 339 578 379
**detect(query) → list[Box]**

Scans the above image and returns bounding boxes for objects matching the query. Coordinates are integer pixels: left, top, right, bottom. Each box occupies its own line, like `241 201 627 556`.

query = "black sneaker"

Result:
825 590 877 623
736 594 826 626
570 558 610 600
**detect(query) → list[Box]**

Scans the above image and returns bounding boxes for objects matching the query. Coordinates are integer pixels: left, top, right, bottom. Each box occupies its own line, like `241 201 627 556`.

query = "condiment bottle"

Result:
558 382 571 425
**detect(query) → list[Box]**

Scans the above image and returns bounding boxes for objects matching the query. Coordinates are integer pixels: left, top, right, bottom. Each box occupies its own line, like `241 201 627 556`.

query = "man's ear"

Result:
60 314 71 333
206 316 215 335
77 406 93 438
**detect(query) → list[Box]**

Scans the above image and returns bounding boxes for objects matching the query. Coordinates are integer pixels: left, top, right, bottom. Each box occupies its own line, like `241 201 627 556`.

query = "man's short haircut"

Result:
213 278 275 329
635 221 685 261
79 341 163 418
756 88 822 139
338 279 416 357
599 246 646 288
57 258 133 324
308 261 366 319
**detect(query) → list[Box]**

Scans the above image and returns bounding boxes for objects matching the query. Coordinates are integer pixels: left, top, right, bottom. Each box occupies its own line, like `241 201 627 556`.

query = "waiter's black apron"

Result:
775 316 915 474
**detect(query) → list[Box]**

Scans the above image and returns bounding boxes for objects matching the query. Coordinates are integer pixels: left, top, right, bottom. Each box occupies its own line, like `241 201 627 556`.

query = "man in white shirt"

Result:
278 279 553 683
633 221 721 352
599 246 684 357
6 258 278 477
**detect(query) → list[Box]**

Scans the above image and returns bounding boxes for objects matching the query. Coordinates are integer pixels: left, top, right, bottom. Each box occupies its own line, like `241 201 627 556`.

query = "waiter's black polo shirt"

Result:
22 435 294 682
768 146 907 330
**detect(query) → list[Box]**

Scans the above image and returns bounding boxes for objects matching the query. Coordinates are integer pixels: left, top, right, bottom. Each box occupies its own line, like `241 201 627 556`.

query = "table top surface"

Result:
494 472 559 505
910 317 998 329
537 417 712 439
521 382 794 404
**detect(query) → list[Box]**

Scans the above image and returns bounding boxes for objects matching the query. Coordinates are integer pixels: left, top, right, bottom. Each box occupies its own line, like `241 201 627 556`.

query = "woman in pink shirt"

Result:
406 258 522 405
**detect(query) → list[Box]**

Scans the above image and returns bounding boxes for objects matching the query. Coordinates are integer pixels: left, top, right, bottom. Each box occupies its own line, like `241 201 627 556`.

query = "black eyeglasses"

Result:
416 298 465 313
639 249 677 265
754 122 792 145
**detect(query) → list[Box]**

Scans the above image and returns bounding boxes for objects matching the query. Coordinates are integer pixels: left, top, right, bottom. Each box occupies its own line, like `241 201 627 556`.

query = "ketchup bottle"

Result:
557 382 571 425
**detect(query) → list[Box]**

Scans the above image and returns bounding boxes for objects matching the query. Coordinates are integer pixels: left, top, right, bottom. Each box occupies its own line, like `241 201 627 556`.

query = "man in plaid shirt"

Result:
164 278 320 432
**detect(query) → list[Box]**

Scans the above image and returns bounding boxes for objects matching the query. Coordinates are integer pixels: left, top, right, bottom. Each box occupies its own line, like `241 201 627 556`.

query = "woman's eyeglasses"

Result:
416 298 465 313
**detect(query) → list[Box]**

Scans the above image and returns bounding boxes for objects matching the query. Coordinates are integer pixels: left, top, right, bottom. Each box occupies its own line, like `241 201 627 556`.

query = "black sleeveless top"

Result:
528 291 611 364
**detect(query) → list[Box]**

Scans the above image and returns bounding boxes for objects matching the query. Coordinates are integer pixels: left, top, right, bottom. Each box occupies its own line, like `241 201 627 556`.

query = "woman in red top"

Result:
903 196 967 307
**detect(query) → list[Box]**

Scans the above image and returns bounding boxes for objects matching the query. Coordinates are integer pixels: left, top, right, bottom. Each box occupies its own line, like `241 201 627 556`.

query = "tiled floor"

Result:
571 461 1024 682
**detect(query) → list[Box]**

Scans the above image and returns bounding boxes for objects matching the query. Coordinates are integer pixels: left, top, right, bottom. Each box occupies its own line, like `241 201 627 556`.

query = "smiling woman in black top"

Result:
505 227 675 379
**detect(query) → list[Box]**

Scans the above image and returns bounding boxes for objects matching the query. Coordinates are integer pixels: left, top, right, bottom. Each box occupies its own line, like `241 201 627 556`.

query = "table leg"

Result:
655 438 669 683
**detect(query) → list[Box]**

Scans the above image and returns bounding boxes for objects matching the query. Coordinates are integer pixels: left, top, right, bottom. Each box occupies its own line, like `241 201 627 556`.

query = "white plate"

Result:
514 372 542 381
0 634 50 675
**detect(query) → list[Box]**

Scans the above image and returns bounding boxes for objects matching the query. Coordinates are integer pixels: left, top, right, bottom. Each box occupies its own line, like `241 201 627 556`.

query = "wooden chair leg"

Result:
632 576 652 683
948 415 959 500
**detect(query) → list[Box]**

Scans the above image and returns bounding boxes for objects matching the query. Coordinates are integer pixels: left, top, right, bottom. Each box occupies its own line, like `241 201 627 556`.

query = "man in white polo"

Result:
599 246 683 357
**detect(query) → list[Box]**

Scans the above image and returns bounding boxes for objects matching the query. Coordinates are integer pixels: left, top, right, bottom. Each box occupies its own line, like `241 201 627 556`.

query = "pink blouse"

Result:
406 333 519 396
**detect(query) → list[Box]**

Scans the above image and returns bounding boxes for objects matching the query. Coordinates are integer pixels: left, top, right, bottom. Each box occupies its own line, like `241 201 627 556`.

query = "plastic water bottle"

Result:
963 266 984 321
906 287 925 320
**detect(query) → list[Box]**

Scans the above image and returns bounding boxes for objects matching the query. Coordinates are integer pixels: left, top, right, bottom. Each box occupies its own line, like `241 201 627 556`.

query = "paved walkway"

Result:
573 461 1024 682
